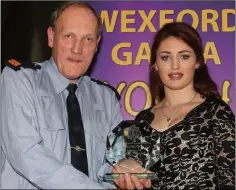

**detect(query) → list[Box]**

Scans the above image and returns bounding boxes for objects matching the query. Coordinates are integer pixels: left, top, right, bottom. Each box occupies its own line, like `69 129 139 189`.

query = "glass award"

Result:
103 119 160 181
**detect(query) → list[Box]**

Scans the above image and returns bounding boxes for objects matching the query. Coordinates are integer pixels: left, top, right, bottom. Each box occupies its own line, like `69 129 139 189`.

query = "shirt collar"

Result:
47 57 83 94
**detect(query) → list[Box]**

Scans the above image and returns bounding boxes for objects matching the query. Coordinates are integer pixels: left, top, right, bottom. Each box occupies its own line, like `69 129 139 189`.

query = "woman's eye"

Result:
180 55 190 60
161 56 169 61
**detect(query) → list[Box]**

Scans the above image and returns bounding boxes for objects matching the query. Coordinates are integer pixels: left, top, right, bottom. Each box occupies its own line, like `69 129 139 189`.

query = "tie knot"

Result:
67 83 78 95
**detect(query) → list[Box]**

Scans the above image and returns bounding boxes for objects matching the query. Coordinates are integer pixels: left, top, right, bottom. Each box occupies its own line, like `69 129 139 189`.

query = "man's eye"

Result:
64 34 71 38
86 37 94 41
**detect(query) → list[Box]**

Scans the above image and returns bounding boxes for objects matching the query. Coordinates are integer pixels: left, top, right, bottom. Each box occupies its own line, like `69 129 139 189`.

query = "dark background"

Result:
1 1 67 71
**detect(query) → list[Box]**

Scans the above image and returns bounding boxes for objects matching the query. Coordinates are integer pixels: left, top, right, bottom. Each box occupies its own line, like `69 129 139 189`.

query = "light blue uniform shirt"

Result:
0 58 125 189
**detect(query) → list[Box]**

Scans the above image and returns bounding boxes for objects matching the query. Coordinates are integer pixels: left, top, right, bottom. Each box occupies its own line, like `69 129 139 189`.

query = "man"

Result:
0 2 124 189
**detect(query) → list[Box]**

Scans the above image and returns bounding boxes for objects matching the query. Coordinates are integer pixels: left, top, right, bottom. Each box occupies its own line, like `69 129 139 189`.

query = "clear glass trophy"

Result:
103 120 160 181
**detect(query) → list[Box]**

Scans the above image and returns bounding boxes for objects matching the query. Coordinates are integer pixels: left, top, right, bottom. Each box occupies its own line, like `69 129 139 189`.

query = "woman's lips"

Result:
168 72 183 80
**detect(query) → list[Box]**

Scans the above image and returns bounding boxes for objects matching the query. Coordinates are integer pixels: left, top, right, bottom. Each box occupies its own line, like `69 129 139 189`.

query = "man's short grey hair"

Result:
50 1 102 37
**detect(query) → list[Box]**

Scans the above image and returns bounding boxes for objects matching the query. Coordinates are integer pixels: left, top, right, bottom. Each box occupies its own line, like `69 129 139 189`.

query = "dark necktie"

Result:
66 83 88 175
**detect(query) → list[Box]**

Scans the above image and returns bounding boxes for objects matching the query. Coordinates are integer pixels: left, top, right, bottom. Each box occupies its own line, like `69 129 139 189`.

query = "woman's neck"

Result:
162 87 197 106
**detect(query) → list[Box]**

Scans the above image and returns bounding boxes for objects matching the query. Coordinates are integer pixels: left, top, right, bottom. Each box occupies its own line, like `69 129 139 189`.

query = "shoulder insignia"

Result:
91 78 121 100
6 59 41 71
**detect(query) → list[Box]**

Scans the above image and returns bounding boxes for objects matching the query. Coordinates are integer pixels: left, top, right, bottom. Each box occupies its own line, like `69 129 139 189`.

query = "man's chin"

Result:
60 70 85 82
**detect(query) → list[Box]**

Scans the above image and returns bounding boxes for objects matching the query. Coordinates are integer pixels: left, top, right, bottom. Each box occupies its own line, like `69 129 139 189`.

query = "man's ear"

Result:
47 27 54 48
95 36 101 53
96 35 101 45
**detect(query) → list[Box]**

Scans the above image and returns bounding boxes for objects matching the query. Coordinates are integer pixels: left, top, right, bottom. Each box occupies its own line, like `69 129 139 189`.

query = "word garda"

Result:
111 42 221 65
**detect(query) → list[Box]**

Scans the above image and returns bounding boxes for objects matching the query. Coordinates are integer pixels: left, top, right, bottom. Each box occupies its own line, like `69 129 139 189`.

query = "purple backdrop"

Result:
89 1 235 119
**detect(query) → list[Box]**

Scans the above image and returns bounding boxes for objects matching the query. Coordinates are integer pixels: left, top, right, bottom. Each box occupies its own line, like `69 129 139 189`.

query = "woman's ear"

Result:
154 63 158 71
195 61 200 70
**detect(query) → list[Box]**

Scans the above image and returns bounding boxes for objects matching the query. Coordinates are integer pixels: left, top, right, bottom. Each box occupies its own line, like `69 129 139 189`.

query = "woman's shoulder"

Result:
206 97 232 110
135 107 155 124
205 97 235 118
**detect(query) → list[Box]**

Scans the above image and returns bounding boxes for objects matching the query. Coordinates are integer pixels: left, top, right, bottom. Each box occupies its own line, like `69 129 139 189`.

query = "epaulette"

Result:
6 59 41 71
91 78 121 100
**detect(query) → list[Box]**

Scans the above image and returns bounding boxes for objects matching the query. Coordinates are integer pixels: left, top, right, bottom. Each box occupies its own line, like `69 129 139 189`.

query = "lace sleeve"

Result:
213 101 235 189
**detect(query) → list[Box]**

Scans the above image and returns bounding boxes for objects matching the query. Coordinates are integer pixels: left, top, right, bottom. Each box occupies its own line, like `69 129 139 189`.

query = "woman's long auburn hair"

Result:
149 22 220 105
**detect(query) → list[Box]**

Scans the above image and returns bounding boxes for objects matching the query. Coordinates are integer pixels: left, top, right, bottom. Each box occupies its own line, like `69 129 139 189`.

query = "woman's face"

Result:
155 36 200 91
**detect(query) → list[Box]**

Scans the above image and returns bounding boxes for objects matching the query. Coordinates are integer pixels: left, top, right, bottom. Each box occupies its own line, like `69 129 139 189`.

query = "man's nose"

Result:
71 40 83 54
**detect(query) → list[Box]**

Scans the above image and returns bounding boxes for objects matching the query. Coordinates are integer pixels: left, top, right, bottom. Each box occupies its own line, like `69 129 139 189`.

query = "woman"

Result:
112 22 235 190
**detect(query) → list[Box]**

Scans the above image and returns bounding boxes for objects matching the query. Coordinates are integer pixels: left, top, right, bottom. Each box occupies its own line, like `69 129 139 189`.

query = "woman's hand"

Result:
112 159 152 189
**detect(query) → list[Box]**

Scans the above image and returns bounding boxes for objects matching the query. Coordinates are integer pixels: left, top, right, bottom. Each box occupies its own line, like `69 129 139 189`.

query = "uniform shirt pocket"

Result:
93 103 107 122
37 108 66 152
84 121 109 175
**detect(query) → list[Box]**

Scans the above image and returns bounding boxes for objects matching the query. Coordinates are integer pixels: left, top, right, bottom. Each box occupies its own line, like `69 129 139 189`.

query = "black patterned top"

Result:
125 98 235 190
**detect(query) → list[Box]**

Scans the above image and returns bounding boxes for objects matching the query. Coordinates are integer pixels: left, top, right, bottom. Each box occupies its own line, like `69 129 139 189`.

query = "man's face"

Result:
47 5 101 82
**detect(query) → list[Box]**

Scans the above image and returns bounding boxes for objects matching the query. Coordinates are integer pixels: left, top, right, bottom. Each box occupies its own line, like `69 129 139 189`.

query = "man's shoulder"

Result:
5 59 42 71
1 59 48 87
83 76 120 101
2 59 43 76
